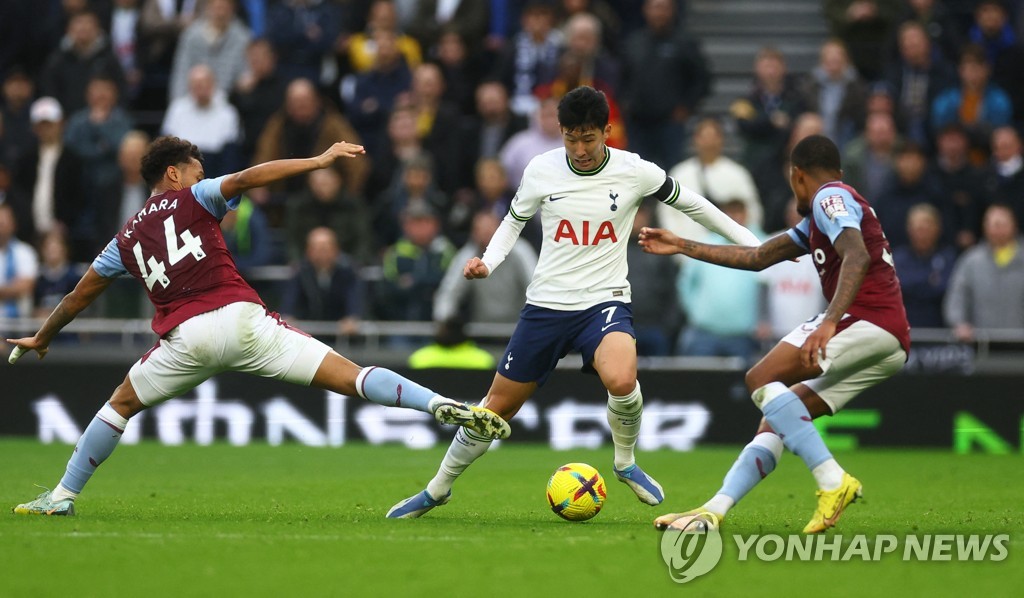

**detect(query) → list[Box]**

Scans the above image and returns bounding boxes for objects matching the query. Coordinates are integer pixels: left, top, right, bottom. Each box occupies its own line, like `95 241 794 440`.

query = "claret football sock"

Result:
59 402 129 495
607 382 643 470
426 427 492 500
355 366 436 412
710 431 784 514
754 382 844 490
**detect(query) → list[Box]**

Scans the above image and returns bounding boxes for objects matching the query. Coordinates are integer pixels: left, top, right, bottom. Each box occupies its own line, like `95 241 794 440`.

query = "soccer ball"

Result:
546 463 607 522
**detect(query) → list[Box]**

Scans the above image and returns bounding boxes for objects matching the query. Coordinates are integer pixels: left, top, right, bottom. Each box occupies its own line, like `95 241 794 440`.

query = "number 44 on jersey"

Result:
132 215 207 290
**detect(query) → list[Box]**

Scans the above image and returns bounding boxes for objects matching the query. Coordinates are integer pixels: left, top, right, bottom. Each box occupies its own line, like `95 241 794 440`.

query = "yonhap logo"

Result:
660 523 723 583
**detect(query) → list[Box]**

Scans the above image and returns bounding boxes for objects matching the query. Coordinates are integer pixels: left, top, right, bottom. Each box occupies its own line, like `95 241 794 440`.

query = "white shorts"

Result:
129 302 332 406
780 313 906 413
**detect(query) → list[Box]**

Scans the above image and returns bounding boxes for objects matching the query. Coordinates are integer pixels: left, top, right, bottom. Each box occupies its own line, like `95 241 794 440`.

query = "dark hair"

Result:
557 86 609 132
959 43 989 66
140 136 204 188
790 134 841 174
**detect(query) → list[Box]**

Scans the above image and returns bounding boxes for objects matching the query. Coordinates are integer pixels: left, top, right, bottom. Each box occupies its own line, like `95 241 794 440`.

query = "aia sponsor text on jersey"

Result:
553 220 618 245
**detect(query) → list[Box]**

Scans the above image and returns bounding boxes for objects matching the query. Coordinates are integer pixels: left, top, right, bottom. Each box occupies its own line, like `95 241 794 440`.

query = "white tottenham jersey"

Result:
481 147 761 310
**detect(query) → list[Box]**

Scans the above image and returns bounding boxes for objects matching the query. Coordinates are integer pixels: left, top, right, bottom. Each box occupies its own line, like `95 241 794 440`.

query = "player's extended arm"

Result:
6 267 115 362
800 228 871 368
639 227 804 271
473 215 528 278
219 141 365 198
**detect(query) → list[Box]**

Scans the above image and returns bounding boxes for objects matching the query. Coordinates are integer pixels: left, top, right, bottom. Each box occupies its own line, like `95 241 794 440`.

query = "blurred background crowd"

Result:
1 0 1023 363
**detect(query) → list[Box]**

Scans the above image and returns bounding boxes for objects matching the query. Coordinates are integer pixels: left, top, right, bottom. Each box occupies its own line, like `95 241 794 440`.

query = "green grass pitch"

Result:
1 439 1021 597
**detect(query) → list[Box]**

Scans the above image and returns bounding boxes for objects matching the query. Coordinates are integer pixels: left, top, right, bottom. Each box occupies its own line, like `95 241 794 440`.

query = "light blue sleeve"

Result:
811 187 863 244
191 175 240 219
91 238 128 278
786 217 812 251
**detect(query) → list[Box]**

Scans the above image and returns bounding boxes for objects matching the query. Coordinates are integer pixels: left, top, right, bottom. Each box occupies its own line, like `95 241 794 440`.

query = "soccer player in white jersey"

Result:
387 86 761 518
8 136 510 516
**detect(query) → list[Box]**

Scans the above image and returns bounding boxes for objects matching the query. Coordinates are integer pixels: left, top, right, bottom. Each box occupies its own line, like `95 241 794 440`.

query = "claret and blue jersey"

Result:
91 177 263 336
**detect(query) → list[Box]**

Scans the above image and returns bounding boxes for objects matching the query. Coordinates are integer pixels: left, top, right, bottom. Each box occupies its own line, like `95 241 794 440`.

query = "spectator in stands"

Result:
282 226 363 337
108 0 143 102
286 167 371 264
758 197 827 341
168 0 250 101
346 29 413 160
376 202 455 322
875 142 947 248
0 203 38 321
161 65 241 177
230 39 286 164
944 203 1024 342
931 124 987 249
559 12 620 95
372 151 449 251
138 0 202 108
499 96 562 187
890 0 962 65
884 20 956 145
253 78 367 202
968 0 1024 126
64 75 133 245
798 39 868 150
893 203 957 328
676 200 765 362
758 112 826 234
733 47 807 199
557 0 622 56
1 69 35 168
842 111 900 203
406 62 462 193
33 228 81 318
364 103 422 202
115 130 150 229
40 10 126 116
407 0 489 55
824 0 899 81
265 0 342 84
621 0 710 170
662 117 762 245
931 44 1012 157
492 0 563 118
408 317 496 370
10 98 84 251
627 200 680 356
220 194 274 271
345 0 422 75
432 27 479 116
984 125 1024 228
455 81 528 194
534 51 627 149
433 209 536 325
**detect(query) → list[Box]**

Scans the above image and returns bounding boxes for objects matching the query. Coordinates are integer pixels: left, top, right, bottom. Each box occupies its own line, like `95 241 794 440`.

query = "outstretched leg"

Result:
14 376 146 516
311 351 510 440
386 373 535 518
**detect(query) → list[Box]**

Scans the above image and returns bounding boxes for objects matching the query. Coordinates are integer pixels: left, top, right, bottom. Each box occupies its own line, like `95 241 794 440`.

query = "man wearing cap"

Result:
11 98 85 255
377 202 455 322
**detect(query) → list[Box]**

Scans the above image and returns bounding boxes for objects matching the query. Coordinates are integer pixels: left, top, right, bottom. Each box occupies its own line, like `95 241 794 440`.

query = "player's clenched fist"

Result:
463 257 490 279
637 227 682 256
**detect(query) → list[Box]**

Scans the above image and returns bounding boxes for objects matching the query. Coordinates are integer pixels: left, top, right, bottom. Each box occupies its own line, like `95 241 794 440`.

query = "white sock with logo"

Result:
607 382 643 470
425 427 493 500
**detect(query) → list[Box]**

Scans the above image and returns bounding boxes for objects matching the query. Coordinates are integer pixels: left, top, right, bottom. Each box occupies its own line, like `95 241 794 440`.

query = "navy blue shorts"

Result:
498 301 635 386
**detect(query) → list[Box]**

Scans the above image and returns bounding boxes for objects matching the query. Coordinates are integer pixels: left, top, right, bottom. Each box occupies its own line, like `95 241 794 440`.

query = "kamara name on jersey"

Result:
124 198 179 239
553 220 618 245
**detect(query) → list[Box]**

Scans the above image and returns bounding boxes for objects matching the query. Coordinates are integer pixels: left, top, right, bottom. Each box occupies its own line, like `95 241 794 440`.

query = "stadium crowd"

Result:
1 0 1023 359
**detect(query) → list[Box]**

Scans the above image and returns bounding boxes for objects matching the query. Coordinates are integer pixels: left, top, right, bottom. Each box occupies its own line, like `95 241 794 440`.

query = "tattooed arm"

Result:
638 227 805 271
800 228 870 368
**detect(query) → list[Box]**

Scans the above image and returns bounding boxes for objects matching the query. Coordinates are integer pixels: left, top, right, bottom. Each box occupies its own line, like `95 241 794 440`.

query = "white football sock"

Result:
812 458 845 491
425 427 492 500
703 494 735 517
607 382 643 470
50 483 79 502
